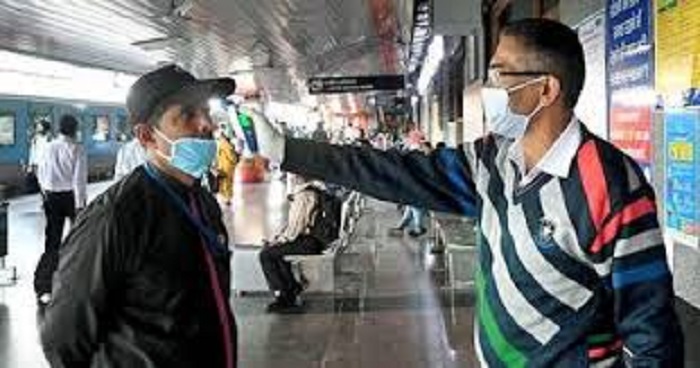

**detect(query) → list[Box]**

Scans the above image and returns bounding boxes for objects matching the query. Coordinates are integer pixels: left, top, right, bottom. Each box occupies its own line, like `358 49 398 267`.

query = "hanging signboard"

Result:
665 109 700 248
606 0 655 179
307 75 404 95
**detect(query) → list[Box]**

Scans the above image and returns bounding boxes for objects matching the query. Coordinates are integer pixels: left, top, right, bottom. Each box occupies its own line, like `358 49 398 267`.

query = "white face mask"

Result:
481 77 547 139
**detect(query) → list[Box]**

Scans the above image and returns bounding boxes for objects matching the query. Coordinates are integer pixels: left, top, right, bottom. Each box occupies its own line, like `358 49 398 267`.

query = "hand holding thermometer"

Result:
224 100 285 162
224 100 259 154
237 111 258 153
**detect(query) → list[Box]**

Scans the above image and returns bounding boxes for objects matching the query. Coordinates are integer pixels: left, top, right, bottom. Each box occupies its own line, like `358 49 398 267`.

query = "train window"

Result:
91 115 110 142
115 115 130 142
0 113 15 145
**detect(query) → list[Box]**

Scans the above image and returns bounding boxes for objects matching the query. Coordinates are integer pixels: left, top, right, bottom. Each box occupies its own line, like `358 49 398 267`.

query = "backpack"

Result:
307 187 342 246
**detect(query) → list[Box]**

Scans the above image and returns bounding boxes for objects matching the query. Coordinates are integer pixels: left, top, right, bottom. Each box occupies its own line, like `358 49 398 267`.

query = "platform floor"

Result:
0 178 699 367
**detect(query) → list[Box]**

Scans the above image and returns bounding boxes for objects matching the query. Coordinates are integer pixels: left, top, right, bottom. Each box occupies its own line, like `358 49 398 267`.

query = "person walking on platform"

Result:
393 141 432 237
311 121 329 142
34 114 86 306
247 18 683 367
29 120 53 169
215 128 238 206
40 64 238 368
25 119 52 193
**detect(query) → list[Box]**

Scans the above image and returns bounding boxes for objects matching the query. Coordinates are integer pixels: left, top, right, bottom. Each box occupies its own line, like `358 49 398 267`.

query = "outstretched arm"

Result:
282 139 477 215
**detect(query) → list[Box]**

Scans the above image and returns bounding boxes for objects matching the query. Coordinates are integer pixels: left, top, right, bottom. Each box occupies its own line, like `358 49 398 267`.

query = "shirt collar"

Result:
57 134 76 143
507 117 582 179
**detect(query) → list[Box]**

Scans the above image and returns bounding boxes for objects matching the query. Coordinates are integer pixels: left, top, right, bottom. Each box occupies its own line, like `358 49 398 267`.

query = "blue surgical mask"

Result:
481 77 546 139
153 128 216 179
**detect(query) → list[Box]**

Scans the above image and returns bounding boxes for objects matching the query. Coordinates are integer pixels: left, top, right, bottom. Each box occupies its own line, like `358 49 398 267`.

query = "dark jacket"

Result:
40 166 236 368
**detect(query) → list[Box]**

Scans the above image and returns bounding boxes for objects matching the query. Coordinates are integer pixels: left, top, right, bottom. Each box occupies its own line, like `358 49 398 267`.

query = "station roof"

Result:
0 0 413 102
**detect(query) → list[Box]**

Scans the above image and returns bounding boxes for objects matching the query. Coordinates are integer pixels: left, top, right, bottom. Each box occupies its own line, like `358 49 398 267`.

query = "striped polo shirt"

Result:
281 118 684 367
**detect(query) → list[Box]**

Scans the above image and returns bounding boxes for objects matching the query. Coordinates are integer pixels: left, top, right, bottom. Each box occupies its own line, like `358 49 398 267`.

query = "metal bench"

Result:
430 214 478 289
283 192 360 293
231 243 270 295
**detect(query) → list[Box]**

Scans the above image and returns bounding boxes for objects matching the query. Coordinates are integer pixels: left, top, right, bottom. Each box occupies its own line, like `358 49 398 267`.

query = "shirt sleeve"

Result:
281 138 478 215
593 187 684 365
36 143 53 191
29 139 38 167
73 145 88 207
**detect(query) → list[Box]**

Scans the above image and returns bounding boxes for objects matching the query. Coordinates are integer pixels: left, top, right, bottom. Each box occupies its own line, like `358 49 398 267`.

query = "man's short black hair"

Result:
38 119 51 134
59 114 79 137
502 18 586 109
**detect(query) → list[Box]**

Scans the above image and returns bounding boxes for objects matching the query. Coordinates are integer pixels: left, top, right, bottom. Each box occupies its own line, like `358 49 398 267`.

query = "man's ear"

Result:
541 76 563 107
134 124 155 148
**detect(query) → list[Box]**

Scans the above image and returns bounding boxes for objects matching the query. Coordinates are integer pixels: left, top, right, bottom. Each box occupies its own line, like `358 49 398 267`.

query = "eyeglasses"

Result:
487 69 549 88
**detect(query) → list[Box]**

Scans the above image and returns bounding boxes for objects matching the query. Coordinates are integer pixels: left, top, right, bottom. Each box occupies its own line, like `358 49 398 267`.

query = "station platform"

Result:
0 178 699 367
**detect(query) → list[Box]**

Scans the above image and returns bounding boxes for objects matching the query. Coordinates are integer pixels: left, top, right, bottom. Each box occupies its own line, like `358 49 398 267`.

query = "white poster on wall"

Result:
575 10 608 139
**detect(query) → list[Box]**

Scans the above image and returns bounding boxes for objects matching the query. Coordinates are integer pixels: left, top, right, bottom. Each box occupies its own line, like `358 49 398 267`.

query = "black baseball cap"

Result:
127 64 236 124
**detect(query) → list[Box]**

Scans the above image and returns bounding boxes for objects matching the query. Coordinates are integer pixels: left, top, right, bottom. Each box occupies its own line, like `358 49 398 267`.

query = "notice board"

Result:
665 109 700 248
656 0 700 107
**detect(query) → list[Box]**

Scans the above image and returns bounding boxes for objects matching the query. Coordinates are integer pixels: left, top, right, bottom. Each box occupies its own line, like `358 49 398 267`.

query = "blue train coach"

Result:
0 95 129 197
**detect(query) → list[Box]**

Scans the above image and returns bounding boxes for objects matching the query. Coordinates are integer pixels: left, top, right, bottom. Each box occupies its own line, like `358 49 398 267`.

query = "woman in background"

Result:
215 127 239 206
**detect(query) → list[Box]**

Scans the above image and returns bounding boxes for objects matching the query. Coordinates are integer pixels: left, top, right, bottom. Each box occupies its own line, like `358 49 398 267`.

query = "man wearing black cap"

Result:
40 64 238 368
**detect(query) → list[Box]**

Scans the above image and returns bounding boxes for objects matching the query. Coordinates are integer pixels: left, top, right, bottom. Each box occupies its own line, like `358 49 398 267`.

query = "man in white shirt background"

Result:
114 135 147 179
34 114 87 306
28 119 52 170
25 119 52 193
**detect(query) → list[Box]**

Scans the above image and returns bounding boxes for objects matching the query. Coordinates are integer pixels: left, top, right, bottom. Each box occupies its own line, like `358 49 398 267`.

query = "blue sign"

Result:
606 0 654 94
665 109 700 236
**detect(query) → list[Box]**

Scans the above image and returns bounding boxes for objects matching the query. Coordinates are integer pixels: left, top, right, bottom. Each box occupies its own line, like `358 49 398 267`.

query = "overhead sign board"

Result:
308 75 404 94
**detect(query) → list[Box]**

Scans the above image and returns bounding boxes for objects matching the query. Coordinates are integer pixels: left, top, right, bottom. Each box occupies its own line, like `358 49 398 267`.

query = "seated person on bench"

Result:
259 174 333 312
